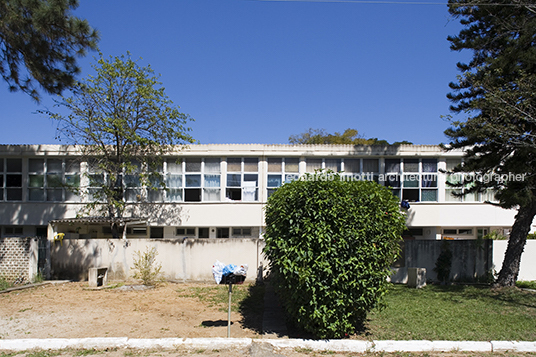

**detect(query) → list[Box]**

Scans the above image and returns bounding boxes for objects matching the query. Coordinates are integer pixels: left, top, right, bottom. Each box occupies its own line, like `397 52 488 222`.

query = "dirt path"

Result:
0 281 260 340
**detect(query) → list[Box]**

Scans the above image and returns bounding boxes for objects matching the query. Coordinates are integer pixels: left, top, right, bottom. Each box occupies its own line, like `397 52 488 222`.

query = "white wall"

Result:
406 203 517 227
51 238 268 283
493 240 536 281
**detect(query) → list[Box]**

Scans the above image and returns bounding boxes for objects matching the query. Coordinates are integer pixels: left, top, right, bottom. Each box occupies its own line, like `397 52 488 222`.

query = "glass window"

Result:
344 159 360 173
363 159 379 173
204 158 220 173
404 159 419 172
227 158 242 172
385 159 400 173
268 158 282 172
285 158 299 173
167 159 182 173
422 159 438 173
185 158 201 172
29 159 44 173
227 174 241 187
243 158 258 172
185 174 201 187
325 159 341 172
204 174 220 188
267 175 282 188
306 158 322 173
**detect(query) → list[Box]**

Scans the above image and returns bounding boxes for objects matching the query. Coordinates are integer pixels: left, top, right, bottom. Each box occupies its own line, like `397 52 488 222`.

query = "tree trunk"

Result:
494 201 536 287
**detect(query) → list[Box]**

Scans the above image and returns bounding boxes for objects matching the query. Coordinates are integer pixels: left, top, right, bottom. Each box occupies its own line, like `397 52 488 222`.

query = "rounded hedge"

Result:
263 172 406 338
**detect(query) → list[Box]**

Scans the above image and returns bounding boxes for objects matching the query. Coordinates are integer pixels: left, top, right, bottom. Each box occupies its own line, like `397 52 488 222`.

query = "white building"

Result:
0 143 520 241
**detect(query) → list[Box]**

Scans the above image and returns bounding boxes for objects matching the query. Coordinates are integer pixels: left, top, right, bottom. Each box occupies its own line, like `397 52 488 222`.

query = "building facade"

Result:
0 143 522 242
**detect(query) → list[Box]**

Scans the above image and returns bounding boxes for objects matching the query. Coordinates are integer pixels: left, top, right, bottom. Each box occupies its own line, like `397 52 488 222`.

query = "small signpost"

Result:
212 261 247 338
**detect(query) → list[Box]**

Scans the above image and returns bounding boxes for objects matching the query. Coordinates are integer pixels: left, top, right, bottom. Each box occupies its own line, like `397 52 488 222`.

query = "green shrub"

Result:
131 247 165 286
263 172 406 338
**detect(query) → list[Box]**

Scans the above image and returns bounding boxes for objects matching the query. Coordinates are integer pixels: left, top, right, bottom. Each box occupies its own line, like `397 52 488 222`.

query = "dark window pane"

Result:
184 188 201 202
7 188 22 201
217 228 229 238
6 174 21 187
6 159 22 172
29 159 44 173
226 188 241 200
151 227 164 238
385 159 400 173
198 227 209 238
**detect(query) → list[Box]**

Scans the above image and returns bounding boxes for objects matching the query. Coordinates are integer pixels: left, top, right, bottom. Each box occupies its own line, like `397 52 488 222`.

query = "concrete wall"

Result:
391 239 493 283
50 238 268 283
493 240 536 281
0 237 38 283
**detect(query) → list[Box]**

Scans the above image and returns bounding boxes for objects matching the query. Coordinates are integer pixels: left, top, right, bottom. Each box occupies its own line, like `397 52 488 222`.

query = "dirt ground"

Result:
0 281 260 340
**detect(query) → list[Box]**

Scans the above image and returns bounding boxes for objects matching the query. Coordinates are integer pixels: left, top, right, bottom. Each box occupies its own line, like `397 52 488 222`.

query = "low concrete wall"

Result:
50 238 267 283
493 240 536 281
391 239 493 283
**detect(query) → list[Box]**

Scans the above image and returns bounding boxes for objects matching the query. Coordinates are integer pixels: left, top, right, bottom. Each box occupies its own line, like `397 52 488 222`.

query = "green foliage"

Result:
45 53 194 224
0 275 12 291
288 128 411 146
263 172 406 338
0 0 99 101
131 247 165 286
516 280 536 290
484 230 508 240
445 0 536 287
433 241 453 284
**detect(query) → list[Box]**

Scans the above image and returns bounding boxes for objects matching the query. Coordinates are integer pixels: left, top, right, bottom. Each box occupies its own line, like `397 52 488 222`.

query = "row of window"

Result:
100 225 255 238
0 156 492 203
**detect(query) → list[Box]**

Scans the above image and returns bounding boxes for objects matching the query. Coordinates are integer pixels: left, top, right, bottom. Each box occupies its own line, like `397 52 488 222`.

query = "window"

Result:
232 227 252 237
131 227 147 236
165 158 221 202
267 158 300 197
151 227 164 238
217 228 230 238
226 158 258 201
445 159 494 202
198 227 210 238
384 158 438 202
442 228 474 237
27 158 81 202
176 227 196 236
4 226 23 236
0 158 22 201
124 161 142 202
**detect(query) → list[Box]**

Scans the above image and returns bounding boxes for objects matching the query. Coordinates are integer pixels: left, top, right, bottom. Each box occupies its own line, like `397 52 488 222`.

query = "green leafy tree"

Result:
445 0 536 287
46 53 194 236
0 0 99 101
263 172 405 338
288 128 411 145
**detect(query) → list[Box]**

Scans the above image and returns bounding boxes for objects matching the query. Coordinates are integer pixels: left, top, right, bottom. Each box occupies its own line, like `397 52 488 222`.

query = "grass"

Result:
365 284 536 341
0 276 13 291
517 280 536 290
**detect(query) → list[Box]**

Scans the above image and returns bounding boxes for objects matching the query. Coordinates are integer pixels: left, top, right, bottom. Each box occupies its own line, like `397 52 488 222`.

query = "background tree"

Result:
47 53 194 236
0 0 98 101
263 172 405 338
445 0 536 287
288 128 411 145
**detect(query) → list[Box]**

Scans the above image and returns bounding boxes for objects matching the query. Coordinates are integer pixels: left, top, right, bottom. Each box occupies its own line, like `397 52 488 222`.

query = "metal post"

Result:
227 280 232 338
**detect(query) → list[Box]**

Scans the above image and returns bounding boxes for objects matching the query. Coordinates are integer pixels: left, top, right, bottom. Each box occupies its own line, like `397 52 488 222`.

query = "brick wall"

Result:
0 237 38 283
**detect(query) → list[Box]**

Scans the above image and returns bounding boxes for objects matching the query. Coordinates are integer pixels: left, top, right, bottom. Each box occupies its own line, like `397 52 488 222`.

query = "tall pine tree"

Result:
445 0 536 286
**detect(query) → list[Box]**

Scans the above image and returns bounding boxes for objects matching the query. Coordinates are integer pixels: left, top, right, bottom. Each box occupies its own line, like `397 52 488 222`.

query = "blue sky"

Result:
0 0 469 145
